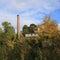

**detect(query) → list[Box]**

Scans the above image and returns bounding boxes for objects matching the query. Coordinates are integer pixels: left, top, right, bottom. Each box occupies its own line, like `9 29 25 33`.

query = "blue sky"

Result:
0 0 60 31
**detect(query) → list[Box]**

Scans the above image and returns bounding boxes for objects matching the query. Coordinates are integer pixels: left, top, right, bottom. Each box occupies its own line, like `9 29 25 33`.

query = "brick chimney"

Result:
17 15 20 40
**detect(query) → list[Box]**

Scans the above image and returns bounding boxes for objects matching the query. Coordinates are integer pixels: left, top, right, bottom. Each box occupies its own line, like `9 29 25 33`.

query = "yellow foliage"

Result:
7 40 15 49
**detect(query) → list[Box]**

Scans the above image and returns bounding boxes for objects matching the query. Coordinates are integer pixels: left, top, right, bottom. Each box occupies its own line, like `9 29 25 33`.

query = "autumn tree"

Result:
37 16 60 60
38 16 58 44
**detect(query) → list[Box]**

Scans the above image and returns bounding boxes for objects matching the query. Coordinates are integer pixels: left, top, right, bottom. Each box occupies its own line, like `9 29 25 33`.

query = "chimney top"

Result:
17 15 19 16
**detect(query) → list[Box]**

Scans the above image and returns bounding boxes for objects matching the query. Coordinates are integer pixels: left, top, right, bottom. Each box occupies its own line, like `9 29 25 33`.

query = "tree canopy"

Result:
0 16 60 60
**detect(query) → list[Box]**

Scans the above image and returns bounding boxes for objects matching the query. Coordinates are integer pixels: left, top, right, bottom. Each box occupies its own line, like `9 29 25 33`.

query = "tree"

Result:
38 16 58 43
22 25 29 36
37 16 60 60
2 21 16 40
0 22 16 60
29 24 37 33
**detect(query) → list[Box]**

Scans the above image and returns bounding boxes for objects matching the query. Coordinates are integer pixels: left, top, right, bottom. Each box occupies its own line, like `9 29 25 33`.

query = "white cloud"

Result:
0 10 17 28
0 0 60 31
58 24 60 30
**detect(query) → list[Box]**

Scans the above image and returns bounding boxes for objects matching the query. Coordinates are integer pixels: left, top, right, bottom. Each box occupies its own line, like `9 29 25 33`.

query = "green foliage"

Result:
2 21 16 41
0 16 60 60
8 41 22 60
22 25 29 36
29 24 36 33
22 24 37 36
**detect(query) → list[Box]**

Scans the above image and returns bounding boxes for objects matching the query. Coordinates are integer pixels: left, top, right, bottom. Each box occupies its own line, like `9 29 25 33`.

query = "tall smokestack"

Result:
17 15 20 40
